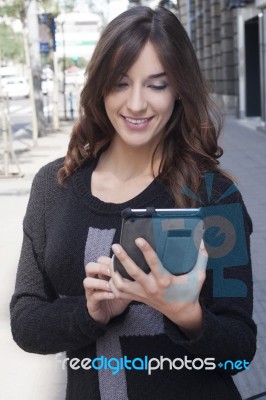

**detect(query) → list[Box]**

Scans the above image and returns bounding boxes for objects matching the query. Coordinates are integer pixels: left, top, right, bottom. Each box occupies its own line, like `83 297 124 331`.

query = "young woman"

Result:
10 6 256 400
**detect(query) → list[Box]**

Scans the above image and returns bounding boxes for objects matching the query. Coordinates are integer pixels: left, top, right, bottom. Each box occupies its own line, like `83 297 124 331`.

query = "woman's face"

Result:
104 41 176 150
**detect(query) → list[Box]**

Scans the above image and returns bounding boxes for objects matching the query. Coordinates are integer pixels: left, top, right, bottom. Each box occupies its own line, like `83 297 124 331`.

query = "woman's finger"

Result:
192 240 208 286
193 240 208 273
85 261 111 278
83 277 112 293
135 238 172 287
108 277 135 301
97 256 113 265
111 243 148 284
110 267 132 293
111 244 164 298
88 290 115 304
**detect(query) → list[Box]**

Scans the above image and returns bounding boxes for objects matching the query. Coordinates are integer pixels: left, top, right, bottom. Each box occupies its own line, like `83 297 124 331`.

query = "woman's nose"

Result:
126 86 147 113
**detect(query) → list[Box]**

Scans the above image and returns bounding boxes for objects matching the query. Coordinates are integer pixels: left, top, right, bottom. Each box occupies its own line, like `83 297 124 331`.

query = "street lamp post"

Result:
128 0 142 6
61 20 67 120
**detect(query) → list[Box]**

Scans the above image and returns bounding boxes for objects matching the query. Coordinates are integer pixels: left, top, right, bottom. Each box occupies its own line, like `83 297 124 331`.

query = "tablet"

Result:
113 207 205 280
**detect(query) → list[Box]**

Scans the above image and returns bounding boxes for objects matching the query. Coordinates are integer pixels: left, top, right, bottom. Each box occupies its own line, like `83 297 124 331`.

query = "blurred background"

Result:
0 1 266 400
1 0 266 142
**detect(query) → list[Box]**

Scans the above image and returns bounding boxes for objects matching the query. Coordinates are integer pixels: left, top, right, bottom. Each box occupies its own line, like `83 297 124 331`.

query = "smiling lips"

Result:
122 115 154 130
125 117 150 124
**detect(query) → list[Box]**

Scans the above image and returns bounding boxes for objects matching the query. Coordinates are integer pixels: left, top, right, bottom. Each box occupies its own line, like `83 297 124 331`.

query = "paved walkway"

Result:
0 121 71 400
220 117 266 400
0 116 265 399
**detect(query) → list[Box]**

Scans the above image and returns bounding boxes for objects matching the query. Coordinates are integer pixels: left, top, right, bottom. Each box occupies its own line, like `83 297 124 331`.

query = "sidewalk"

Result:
0 116 266 399
0 121 72 400
221 117 266 400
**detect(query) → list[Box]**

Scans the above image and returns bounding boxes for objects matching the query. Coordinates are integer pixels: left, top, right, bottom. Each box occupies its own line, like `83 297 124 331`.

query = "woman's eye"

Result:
114 82 128 89
149 84 169 91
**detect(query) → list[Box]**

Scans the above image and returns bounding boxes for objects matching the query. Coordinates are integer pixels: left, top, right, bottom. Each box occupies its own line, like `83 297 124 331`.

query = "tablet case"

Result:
113 207 204 280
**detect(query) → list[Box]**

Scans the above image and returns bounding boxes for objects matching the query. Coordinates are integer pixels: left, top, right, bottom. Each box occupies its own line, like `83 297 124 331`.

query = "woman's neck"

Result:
97 139 162 182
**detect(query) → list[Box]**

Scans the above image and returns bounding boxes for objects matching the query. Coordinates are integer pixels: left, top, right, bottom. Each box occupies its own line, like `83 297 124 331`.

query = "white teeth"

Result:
126 117 148 124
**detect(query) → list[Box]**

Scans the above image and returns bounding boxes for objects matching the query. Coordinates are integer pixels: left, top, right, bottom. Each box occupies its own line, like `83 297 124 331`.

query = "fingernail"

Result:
112 244 121 255
135 238 144 247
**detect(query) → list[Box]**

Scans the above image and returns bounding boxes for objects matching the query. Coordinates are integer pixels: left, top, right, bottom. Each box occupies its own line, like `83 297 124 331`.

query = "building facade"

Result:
177 0 266 128
55 12 101 61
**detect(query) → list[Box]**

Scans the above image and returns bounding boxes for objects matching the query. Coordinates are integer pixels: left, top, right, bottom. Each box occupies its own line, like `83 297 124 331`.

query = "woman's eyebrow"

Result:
147 72 166 79
122 72 166 79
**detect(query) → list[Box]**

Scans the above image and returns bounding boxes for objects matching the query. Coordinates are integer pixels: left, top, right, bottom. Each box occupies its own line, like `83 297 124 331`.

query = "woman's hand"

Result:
83 256 130 325
109 239 208 336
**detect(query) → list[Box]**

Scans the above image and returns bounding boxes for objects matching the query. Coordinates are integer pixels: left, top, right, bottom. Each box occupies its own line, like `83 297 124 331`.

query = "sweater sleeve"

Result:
10 164 108 355
164 175 257 374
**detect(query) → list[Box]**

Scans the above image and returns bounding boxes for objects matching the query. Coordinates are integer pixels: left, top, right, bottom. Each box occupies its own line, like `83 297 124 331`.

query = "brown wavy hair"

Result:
58 5 230 207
